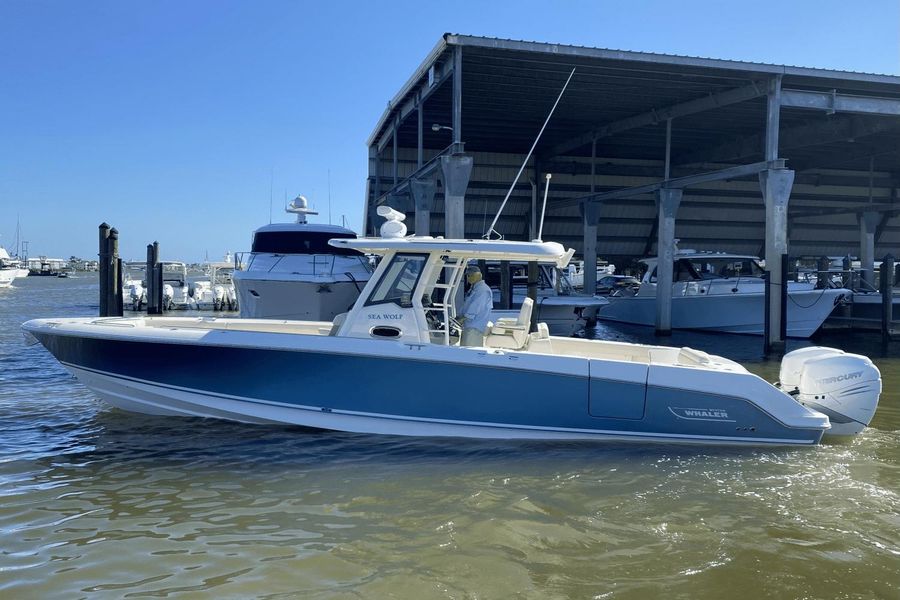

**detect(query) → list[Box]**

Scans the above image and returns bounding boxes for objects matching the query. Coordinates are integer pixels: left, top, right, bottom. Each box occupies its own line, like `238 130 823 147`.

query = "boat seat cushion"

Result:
484 298 535 350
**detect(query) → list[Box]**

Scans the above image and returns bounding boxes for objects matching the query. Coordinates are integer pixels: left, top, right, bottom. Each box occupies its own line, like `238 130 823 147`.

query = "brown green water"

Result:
2 276 898 598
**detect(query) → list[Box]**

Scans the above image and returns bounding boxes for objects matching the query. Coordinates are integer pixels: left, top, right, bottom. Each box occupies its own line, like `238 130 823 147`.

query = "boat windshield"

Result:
365 253 427 307
648 257 765 281
252 231 359 255
687 257 765 279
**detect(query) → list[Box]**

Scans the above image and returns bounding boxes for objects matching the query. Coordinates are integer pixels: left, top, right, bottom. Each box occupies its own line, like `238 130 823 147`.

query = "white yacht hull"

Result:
599 288 847 338
235 276 363 321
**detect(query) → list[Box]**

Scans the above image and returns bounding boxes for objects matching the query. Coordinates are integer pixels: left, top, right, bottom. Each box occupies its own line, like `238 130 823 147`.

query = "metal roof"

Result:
369 34 900 174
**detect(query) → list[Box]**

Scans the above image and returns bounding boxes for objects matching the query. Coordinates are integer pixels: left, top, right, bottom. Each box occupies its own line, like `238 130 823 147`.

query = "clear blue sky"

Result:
2 0 898 261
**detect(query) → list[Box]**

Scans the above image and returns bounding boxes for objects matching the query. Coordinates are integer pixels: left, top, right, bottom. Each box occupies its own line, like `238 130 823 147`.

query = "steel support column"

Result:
760 168 794 348
452 45 462 145
765 75 783 162
655 188 683 336
417 101 424 168
440 154 473 239
392 121 399 185
859 211 882 289
410 178 436 236
580 201 602 293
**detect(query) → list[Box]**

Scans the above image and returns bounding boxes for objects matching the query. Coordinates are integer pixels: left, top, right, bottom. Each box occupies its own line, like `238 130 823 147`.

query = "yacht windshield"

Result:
688 257 765 279
252 231 359 255
366 253 427 307
648 257 765 281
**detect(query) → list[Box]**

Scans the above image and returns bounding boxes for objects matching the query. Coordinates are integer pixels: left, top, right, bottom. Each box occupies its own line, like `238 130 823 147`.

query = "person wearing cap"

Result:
459 265 493 346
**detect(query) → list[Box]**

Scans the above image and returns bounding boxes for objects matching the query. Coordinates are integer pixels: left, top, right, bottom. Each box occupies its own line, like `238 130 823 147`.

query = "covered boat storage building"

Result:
365 34 900 347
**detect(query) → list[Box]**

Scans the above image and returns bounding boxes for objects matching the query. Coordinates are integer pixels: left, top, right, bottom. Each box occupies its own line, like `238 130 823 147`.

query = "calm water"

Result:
2 276 898 599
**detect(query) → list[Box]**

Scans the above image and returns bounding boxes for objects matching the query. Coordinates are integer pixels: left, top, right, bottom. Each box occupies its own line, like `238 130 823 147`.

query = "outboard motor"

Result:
779 347 881 436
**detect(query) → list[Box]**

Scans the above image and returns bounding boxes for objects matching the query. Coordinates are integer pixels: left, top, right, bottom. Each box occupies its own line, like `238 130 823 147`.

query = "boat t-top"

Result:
23 207 880 446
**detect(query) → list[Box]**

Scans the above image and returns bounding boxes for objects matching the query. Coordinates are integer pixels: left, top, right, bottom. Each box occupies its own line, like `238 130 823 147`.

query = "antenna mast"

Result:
269 169 274 224
484 67 575 239
537 173 552 241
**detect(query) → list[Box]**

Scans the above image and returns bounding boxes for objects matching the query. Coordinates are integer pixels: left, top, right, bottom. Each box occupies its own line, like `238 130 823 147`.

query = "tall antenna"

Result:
537 173 552 241
327 169 333 225
485 67 575 239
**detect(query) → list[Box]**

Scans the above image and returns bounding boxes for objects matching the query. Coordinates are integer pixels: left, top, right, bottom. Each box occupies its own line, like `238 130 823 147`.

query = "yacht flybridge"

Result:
232 196 372 322
23 211 881 445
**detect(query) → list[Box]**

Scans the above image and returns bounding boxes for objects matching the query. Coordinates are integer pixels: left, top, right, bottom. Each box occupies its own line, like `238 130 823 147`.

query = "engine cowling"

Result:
779 347 881 436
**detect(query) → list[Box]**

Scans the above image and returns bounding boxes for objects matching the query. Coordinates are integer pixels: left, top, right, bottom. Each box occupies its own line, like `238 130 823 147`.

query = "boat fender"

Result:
781 347 881 436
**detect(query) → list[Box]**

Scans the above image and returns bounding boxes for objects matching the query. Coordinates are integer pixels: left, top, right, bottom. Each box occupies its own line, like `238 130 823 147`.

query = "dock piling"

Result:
98 223 123 317
98 224 110 316
816 256 830 289
108 228 123 317
881 254 894 341
499 260 512 310
146 242 163 315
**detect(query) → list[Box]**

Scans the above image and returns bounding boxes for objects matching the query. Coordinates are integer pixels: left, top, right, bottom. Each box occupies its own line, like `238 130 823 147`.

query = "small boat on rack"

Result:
123 263 147 311
192 253 238 311
23 208 881 446
161 262 194 310
598 250 849 337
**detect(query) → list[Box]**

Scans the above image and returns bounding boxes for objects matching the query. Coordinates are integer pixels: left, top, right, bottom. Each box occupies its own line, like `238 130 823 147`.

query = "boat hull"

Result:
599 289 846 337
25 319 825 446
234 277 363 322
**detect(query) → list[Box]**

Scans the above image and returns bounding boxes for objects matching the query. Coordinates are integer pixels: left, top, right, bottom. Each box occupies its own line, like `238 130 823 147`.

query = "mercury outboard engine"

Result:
779 347 881 436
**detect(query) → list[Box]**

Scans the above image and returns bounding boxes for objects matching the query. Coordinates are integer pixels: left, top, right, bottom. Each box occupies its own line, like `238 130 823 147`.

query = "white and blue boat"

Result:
22 210 881 446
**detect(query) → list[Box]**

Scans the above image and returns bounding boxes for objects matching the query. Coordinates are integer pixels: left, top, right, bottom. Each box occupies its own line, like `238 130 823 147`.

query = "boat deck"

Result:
117 316 740 371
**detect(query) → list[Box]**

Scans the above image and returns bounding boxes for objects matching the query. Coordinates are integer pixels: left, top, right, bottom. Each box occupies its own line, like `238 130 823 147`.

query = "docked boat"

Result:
563 259 616 290
598 250 849 337
0 246 27 287
232 196 372 322
122 263 147 311
489 262 608 336
192 254 238 311
22 209 880 446
161 262 194 310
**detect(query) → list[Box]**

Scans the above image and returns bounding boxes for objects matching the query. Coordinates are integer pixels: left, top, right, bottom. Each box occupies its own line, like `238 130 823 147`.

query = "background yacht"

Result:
0 246 27 287
233 195 372 321
598 250 848 337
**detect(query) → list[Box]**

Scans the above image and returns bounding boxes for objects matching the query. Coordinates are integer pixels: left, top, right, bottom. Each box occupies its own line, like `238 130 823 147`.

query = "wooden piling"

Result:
98 223 110 317
107 228 122 317
146 242 164 315
499 260 511 310
816 256 830 289
881 254 894 341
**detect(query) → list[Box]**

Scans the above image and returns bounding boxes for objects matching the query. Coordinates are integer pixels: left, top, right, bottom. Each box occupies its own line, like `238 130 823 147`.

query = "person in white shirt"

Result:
459 265 493 346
